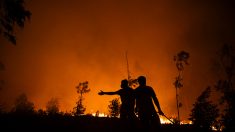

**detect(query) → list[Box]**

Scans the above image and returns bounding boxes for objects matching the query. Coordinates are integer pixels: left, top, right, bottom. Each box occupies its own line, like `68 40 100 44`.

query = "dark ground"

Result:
0 114 213 132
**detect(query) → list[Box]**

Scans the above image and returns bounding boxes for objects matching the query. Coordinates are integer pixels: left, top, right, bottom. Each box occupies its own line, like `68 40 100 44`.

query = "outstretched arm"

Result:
98 90 118 95
153 96 164 115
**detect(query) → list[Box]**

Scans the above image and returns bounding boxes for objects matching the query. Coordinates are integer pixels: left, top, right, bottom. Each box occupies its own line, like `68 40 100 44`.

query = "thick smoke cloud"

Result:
0 0 235 120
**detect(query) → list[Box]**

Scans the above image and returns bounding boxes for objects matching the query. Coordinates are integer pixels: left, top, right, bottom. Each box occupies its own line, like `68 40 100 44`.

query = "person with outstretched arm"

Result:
98 79 136 121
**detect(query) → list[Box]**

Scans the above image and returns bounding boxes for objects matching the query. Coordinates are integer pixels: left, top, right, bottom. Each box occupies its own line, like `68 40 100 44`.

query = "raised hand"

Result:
98 90 104 95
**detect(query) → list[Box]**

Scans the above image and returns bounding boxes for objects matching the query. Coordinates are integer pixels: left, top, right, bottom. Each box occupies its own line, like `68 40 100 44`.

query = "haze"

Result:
1 0 235 120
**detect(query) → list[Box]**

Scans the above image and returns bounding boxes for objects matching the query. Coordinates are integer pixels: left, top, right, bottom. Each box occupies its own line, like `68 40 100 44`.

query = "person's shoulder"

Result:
122 87 134 92
145 86 154 92
116 89 123 93
146 86 153 89
146 86 156 95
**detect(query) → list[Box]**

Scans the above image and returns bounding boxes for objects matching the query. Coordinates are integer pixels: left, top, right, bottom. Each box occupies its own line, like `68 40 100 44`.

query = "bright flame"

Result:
160 116 192 124
160 117 173 124
180 120 192 125
91 113 192 125
92 112 108 117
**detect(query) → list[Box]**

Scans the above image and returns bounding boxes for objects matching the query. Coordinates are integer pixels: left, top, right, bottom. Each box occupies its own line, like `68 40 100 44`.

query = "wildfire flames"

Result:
91 113 192 124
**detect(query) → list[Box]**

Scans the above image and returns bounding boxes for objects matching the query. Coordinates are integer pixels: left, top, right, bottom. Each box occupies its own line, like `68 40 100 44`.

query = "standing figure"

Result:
98 79 136 120
135 76 164 131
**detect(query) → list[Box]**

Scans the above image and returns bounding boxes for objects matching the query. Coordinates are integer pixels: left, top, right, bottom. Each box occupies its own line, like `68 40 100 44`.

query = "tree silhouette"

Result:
12 93 35 115
173 51 190 124
0 0 31 91
108 98 120 118
189 87 219 130
37 108 46 117
214 44 235 131
73 81 90 116
46 98 59 115
0 0 31 44
73 101 86 116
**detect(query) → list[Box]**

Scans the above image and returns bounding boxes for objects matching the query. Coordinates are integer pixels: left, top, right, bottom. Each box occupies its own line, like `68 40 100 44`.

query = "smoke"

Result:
0 0 235 120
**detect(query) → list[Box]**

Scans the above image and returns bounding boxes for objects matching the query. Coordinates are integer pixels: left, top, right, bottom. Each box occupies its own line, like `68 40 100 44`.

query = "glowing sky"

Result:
0 0 235 120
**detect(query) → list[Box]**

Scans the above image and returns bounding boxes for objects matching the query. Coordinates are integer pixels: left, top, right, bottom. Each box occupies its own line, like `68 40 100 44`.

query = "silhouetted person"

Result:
98 79 136 121
135 76 164 131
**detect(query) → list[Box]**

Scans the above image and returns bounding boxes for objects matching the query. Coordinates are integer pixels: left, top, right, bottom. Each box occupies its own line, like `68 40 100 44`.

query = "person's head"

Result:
121 79 129 88
137 76 146 86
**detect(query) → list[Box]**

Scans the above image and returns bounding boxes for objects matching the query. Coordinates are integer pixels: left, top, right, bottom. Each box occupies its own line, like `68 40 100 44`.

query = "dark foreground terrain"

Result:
0 114 211 132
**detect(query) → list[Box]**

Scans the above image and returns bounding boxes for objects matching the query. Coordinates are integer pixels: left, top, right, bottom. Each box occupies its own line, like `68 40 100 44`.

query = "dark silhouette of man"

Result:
135 76 164 131
98 79 136 120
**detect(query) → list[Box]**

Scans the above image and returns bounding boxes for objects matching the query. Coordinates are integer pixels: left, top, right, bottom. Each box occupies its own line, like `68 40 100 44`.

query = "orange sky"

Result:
0 0 235 120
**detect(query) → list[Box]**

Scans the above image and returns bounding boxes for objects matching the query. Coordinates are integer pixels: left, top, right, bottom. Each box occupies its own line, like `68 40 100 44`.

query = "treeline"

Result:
0 92 124 132
189 44 235 132
0 81 90 116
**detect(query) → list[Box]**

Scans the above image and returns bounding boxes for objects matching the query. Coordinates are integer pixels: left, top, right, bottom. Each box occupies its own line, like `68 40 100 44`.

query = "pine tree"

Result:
189 87 219 130
0 0 31 44
214 44 235 131
173 50 190 123
73 81 90 116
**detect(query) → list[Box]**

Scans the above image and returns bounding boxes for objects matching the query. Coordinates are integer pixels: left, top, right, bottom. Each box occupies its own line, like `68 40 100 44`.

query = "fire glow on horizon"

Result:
1 0 234 123
91 113 192 124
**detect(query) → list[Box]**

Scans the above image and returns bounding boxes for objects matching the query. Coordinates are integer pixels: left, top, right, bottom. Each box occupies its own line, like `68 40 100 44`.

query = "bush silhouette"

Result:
189 87 219 130
12 93 35 115
46 98 60 115
108 98 120 118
